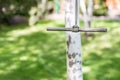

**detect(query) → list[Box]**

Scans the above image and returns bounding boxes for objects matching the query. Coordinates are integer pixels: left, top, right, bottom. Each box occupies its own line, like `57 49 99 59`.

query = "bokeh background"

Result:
0 0 120 80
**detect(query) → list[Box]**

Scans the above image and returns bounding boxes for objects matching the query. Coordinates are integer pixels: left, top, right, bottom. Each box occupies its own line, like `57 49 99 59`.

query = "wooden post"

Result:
65 0 83 80
80 0 93 36
47 0 106 80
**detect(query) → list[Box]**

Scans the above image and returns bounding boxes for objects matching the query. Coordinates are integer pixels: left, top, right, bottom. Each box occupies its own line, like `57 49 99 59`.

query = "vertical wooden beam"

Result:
65 0 83 80
86 0 93 36
87 0 93 18
80 0 93 36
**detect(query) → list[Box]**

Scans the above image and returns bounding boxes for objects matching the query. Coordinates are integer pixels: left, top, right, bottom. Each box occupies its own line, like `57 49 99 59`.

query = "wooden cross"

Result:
47 0 107 80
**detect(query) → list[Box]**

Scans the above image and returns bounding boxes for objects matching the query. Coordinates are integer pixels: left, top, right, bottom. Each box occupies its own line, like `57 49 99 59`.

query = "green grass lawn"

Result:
0 20 120 80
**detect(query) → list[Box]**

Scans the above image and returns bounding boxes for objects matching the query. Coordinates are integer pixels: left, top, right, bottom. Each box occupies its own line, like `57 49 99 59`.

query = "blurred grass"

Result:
0 20 120 80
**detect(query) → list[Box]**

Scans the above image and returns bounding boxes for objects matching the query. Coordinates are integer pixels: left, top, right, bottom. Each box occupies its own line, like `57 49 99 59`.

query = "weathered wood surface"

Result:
65 0 83 80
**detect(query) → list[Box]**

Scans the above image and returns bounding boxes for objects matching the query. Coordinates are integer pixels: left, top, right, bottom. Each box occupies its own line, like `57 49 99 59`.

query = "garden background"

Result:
0 0 120 80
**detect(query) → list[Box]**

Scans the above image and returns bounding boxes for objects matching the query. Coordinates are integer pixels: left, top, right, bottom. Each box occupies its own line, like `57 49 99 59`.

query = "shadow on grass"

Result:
0 22 66 80
0 20 120 80
83 45 120 80
83 20 120 80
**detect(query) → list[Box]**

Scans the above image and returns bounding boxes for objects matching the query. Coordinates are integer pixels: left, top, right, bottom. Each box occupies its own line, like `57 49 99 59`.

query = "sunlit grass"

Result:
0 20 120 80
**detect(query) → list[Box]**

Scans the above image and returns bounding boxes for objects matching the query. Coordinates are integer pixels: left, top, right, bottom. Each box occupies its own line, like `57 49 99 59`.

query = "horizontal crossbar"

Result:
47 27 107 32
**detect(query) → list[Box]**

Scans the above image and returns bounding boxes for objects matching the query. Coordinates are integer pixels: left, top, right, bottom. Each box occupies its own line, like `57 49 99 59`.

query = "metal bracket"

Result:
47 25 107 32
72 25 79 32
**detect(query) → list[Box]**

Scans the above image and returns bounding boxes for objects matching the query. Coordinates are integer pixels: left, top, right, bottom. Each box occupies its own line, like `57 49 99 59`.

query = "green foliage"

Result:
0 0 36 16
93 0 107 16
0 20 120 80
0 0 53 25
0 0 37 24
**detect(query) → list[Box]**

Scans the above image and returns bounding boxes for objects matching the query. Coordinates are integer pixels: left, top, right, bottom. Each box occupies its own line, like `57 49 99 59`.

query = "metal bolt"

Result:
72 25 79 32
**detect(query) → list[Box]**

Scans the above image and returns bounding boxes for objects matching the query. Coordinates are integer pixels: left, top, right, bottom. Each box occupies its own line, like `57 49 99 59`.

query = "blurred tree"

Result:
0 0 53 26
0 0 36 25
29 0 47 27
93 0 107 16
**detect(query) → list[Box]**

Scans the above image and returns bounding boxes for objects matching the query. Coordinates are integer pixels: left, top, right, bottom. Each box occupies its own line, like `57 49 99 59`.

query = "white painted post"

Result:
80 0 93 36
65 0 83 80
47 0 106 80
